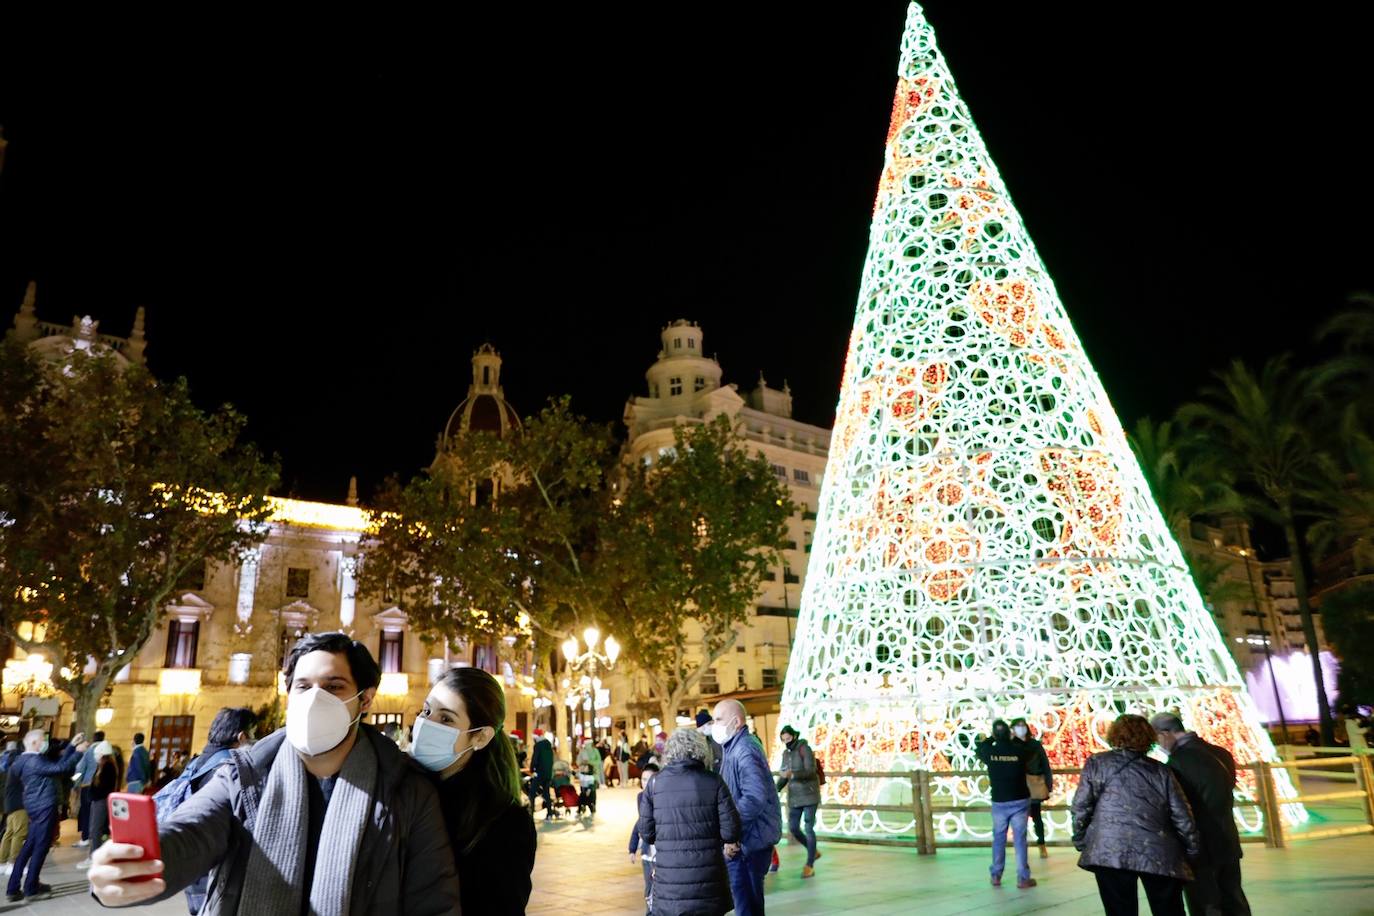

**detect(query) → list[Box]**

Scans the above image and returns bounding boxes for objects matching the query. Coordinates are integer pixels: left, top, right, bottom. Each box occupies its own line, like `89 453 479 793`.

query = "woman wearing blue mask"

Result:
410 666 535 915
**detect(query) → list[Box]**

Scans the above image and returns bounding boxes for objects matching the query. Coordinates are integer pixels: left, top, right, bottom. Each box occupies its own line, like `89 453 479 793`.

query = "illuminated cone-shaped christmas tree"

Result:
779 2 1302 842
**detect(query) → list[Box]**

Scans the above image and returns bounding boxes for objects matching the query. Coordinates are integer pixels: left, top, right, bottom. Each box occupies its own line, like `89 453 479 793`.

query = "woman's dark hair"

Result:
436 666 524 854
1107 714 1155 752
208 707 257 747
283 632 381 691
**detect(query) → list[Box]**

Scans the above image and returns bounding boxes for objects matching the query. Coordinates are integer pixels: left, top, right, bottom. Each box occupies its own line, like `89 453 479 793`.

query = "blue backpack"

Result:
152 749 233 823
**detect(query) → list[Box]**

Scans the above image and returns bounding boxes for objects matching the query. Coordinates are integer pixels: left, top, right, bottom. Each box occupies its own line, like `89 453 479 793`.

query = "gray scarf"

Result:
239 732 378 916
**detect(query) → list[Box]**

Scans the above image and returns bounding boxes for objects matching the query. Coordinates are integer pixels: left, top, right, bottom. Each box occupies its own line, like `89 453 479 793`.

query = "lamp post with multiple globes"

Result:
561 627 619 744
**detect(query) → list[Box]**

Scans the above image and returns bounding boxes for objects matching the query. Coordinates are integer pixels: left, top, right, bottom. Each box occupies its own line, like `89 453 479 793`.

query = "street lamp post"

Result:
561 627 620 744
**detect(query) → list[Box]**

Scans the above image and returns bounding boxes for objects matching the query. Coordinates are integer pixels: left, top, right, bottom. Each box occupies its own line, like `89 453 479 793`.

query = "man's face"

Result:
712 703 740 739
1155 730 1177 753
290 649 373 719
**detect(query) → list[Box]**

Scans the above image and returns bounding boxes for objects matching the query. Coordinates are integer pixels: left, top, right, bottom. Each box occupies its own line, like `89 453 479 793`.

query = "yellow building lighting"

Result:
158 668 202 696
377 673 410 697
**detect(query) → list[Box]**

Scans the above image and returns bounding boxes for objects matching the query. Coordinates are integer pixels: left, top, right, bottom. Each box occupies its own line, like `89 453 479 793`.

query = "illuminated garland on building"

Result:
778 2 1302 841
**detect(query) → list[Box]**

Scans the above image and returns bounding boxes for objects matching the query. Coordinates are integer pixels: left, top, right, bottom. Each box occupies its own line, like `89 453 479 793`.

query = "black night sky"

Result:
2 4 1371 505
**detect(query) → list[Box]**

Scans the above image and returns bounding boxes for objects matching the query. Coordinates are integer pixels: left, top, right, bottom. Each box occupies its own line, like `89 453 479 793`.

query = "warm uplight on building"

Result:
158 669 201 696
2 653 53 692
96 707 115 727
378 673 410 697
267 497 371 532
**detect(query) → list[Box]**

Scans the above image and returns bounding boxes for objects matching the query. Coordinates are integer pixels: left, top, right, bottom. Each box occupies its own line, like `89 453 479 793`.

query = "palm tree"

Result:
1308 406 1374 575
1178 356 1336 743
1128 417 1247 605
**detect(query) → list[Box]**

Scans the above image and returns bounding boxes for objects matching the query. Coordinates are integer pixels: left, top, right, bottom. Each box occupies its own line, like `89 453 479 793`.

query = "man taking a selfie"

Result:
88 632 461 915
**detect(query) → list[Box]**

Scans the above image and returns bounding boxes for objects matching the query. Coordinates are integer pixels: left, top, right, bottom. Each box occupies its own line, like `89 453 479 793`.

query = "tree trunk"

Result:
69 672 109 740
1282 513 1335 745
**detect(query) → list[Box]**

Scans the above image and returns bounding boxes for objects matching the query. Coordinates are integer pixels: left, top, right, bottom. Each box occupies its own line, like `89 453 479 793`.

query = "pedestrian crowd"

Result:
0 633 1268 915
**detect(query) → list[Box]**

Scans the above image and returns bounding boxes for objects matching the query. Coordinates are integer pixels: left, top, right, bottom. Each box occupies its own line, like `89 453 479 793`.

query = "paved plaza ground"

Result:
6 775 1371 914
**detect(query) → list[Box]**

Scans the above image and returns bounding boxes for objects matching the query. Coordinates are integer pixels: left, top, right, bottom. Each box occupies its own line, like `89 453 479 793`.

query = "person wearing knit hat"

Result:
696 710 723 775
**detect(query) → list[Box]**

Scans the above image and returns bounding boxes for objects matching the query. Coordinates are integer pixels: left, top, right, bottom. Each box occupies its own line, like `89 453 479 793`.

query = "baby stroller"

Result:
576 766 598 819
546 765 579 819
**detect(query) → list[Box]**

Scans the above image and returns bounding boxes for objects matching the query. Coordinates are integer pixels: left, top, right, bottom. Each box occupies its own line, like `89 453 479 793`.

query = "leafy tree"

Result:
358 397 617 753
0 339 278 736
1178 356 1336 743
602 416 794 726
1315 581 1374 713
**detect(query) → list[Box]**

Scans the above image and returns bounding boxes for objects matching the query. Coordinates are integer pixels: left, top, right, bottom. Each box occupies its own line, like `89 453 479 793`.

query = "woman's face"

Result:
417 682 491 773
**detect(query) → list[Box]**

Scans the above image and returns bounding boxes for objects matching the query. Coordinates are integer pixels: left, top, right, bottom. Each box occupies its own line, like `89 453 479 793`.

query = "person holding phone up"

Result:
88 632 461 915
6 728 89 902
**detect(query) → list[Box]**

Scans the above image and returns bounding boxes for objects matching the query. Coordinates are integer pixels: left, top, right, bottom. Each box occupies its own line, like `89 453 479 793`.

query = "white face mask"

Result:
409 716 484 772
286 686 364 756
1012 725 1028 739
710 721 734 745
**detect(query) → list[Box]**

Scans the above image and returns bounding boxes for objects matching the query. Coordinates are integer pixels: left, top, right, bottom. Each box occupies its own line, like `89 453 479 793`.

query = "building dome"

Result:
439 344 520 451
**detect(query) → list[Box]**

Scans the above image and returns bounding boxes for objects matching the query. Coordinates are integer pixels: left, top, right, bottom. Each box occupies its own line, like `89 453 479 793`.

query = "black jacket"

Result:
433 768 536 916
1072 749 1201 881
638 759 741 916
1015 736 1053 793
1166 736 1241 864
975 736 1030 802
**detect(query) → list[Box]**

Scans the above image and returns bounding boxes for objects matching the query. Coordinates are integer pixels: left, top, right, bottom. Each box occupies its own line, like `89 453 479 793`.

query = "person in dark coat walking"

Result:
695 710 724 775
1151 713 1250 916
528 729 555 820
1073 714 1201 916
637 728 741 916
775 725 821 878
628 762 660 916
1010 717 1054 858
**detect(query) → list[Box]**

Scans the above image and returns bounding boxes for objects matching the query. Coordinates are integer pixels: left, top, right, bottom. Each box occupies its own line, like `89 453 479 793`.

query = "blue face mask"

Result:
409 716 484 772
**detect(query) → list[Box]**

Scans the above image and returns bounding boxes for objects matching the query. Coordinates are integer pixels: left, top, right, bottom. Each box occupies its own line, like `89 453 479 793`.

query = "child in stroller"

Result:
576 763 598 818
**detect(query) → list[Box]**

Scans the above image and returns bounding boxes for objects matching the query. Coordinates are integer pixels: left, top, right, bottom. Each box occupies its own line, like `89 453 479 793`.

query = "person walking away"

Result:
1073 714 1200 915
155 707 256 915
5 728 89 901
696 710 723 775
628 762 660 916
73 729 105 848
711 700 781 916
410 666 536 916
529 728 555 820
126 733 152 794
0 741 26 877
637 729 740 916
976 719 1036 889
775 725 821 878
79 741 121 866
1151 713 1250 916
1010 717 1054 858
88 631 461 915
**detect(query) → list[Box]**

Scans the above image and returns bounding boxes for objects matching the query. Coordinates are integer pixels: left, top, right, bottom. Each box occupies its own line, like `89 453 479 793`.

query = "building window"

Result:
286 567 310 598
669 377 683 396
793 469 811 484
771 464 786 479
763 571 776 581
694 376 706 392
783 540 798 550
379 630 404 674
762 668 780 689
737 668 747 690
482 366 490 385
674 338 682 349
164 620 199 669
474 642 499 674
651 383 660 398
784 569 800 584
700 669 719 694
687 338 695 349
736 643 746 653
150 716 195 770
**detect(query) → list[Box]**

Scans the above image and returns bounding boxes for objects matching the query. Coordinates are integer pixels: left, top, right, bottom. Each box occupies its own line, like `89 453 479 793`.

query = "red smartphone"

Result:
107 793 163 881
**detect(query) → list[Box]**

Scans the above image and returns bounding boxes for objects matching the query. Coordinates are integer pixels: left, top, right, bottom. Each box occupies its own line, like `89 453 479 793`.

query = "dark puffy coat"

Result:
637 759 741 916
1167 737 1241 865
1072 749 1201 881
